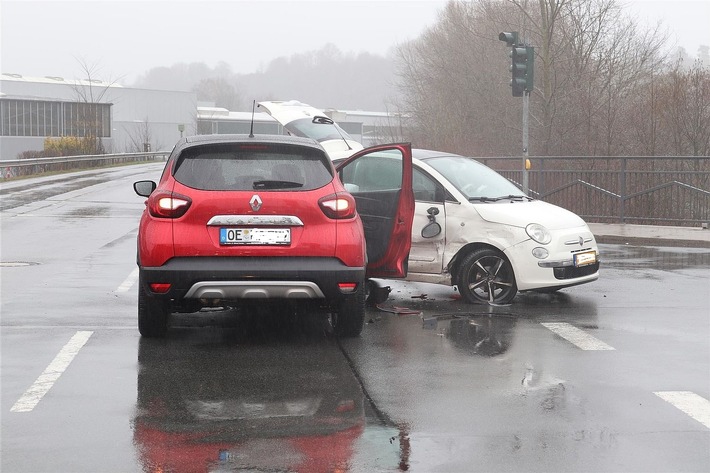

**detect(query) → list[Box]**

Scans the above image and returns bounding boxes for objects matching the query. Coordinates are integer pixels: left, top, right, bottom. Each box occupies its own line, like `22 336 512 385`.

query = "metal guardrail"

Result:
0 152 169 180
480 156 710 227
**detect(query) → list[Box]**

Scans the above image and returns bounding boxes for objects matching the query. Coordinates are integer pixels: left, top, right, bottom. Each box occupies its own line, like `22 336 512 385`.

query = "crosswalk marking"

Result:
10 331 94 413
541 322 615 350
655 391 710 429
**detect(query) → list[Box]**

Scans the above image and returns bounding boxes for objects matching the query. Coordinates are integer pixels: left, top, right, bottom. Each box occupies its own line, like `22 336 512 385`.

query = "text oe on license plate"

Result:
574 251 596 267
220 228 290 245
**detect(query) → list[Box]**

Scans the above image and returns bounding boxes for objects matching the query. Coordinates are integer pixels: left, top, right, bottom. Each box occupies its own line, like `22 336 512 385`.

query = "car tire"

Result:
138 271 170 338
331 283 366 337
457 248 518 305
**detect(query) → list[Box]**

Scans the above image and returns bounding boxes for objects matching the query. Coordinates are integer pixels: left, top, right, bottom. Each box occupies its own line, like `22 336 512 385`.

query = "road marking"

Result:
541 322 615 350
655 391 710 429
10 331 93 413
115 268 139 293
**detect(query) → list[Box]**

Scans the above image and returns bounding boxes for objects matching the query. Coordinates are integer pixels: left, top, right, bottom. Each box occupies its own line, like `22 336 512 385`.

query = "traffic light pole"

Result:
499 31 533 196
523 90 529 194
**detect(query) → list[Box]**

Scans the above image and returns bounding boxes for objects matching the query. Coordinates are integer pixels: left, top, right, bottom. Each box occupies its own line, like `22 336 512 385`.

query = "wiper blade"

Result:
252 180 303 190
468 196 497 202
493 194 531 201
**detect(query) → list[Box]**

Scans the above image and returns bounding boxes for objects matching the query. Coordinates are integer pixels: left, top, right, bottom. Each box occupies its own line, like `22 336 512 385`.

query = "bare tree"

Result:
69 58 122 154
124 118 163 153
394 0 684 158
662 61 710 156
193 77 242 110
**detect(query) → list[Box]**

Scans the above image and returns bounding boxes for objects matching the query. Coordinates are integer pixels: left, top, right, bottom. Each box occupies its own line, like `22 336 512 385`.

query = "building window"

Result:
0 99 111 138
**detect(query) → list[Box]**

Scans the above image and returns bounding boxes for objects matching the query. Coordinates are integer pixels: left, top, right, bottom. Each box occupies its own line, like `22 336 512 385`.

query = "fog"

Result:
2 0 708 110
1 0 448 84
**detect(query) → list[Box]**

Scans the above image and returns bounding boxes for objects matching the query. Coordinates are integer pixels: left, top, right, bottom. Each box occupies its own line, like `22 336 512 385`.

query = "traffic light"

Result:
510 45 534 97
511 46 527 97
498 31 518 47
499 31 534 97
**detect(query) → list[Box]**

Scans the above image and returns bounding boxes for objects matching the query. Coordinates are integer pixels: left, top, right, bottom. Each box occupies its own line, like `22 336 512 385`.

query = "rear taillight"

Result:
338 282 358 293
149 283 171 293
147 190 192 218
318 193 356 219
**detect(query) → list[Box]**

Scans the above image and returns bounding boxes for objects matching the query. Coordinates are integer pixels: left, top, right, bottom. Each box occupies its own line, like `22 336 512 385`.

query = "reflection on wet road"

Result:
133 307 406 472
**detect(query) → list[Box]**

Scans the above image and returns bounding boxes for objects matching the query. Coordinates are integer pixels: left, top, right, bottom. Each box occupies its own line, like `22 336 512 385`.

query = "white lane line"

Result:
115 268 139 293
541 322 615 350
10 331 94 413
655 391 710 429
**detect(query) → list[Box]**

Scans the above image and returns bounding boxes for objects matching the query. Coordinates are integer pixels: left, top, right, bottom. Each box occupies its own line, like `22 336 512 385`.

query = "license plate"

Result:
220 228 290 245
574 251 597 267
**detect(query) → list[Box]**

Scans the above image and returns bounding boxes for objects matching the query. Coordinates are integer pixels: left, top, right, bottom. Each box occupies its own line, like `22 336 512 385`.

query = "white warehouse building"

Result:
0 73 196 161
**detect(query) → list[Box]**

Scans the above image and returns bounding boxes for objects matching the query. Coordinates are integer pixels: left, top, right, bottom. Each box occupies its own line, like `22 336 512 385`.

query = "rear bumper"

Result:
140 256 365 302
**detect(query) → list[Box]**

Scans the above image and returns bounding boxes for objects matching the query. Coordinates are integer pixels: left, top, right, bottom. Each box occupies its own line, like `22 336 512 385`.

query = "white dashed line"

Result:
115 268 139 293
541 322 615 350
655 391 710 429
10 331 94 413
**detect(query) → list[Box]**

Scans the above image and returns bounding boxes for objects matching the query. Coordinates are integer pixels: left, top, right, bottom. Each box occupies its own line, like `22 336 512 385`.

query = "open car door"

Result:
335 143 414 278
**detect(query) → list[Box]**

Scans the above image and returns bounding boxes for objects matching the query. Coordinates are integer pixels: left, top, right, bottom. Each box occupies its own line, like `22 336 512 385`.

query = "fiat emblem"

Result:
578 236 584 246
249 195 262 212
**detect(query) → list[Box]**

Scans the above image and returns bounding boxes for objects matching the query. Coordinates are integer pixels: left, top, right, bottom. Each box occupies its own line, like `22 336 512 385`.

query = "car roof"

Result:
177 133 325 152
413 148 465 160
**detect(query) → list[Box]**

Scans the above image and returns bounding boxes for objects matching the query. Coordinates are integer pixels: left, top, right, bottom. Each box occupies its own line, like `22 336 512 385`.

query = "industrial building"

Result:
0 73 197 161
1 73 406 161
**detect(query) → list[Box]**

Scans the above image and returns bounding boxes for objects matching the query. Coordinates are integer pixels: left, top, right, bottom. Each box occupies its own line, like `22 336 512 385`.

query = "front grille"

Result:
553 262 600 280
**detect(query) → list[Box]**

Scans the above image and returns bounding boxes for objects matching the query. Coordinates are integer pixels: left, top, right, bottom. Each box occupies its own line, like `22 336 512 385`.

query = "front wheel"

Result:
331 283 366 338
138 271 170 338
456 248 518 305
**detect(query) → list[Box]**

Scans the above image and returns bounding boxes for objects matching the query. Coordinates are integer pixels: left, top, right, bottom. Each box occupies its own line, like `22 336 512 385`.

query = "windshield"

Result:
425 155 524 200
285 117 355 143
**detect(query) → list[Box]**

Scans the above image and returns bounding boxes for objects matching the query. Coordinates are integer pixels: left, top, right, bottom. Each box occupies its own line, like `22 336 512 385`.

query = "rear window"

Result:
285 118 355 143
172 143 333 191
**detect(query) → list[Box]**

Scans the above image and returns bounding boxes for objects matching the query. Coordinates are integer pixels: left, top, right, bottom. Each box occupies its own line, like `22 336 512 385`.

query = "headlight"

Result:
526 223 551 244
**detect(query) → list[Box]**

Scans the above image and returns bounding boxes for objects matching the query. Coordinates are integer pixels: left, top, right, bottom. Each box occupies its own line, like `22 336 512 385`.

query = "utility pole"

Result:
499 32 534 194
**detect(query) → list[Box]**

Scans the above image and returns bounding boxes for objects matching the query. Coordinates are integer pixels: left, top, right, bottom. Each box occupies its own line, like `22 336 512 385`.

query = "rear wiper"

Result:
253 180 303 190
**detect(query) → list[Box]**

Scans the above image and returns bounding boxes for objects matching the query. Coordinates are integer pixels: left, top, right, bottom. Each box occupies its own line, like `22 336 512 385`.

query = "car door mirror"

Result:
421 221 442 238
134 180 156 197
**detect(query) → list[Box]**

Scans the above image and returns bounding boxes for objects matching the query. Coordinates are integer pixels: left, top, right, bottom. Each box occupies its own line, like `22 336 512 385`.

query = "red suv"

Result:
133 134 413 338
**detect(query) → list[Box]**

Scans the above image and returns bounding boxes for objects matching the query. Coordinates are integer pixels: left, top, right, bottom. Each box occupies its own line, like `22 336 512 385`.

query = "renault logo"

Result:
249 195 262 212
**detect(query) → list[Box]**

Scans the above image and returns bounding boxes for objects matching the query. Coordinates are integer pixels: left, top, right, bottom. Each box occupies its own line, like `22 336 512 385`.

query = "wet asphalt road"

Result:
1 164 709 472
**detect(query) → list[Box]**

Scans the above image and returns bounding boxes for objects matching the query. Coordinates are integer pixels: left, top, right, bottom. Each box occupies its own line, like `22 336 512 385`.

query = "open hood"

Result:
258 100 364 160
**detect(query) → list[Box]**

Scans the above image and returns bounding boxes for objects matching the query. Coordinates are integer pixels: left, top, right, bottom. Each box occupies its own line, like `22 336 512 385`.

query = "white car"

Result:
258 101 600 305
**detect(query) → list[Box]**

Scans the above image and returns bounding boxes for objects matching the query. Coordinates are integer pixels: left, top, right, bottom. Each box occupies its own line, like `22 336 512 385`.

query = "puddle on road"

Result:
420 312 518 357
64 205 111 218
600 244 710 270
1 178 108 211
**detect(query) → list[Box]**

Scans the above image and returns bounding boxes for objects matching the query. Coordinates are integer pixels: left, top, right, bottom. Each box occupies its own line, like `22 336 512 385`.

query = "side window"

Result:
340 153 403 192
413 167 446 202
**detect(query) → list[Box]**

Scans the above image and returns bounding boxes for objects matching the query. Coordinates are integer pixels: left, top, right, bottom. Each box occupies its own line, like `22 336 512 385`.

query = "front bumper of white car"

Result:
504 225 600 291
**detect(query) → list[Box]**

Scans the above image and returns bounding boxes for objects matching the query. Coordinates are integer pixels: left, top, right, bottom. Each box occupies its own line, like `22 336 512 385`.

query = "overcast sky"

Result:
2 0 709 84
